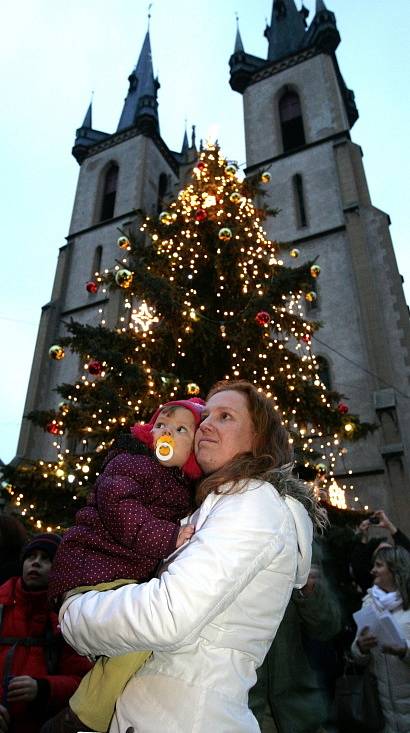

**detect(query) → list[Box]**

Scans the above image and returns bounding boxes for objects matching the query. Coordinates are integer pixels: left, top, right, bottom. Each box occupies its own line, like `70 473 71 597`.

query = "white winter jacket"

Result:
60 479 313 733
352 594 410 733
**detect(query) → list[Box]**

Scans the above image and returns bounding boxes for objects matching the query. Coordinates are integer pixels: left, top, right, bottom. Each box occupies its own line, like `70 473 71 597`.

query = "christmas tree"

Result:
3 144 373 530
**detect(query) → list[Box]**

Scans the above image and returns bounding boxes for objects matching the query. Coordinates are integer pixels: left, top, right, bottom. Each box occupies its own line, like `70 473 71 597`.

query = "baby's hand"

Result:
176 524 195 548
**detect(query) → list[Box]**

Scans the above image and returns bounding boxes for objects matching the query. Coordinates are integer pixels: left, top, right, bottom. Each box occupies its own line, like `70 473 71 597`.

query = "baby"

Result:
47 397 204 733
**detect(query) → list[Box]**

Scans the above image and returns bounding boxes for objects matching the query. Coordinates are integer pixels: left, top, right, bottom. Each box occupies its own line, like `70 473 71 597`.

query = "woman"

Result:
60 380 325 732
352 545 410 733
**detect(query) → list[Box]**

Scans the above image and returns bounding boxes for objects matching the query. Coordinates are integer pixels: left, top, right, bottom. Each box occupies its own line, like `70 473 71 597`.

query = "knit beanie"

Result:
21 533 62 563
131 398 205 480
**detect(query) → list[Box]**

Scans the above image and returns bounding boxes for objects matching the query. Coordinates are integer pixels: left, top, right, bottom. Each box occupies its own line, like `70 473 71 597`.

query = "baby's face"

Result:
151 407 196 468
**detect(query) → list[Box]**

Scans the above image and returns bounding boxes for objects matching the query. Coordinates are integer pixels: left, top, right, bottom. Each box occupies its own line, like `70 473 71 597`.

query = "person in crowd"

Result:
351 545 410 733
371 509 410 553
350 509 410 596
44 397 205 733
0 534 91 733
59 380 326 733
0 515 28 584
249 550 342 733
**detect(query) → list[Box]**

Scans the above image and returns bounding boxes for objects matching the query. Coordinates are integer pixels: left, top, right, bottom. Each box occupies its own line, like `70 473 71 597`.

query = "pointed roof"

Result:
316 0 327 10
72 100 110 165
81 102 92 129
234 26 244 53
117 30 159 133
181 128 189 153
265 0 306 62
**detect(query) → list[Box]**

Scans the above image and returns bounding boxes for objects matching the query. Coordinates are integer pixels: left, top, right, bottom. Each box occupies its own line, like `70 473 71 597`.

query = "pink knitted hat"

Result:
131 398 205 480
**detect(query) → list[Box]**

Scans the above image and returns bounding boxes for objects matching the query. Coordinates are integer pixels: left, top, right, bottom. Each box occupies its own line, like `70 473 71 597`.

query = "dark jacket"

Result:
249 577 342 733
0 577 91 733
49 446 193 602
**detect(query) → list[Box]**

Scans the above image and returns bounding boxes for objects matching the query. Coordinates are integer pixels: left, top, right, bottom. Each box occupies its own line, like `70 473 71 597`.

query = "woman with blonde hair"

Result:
352 545 410 733
60 380 326 732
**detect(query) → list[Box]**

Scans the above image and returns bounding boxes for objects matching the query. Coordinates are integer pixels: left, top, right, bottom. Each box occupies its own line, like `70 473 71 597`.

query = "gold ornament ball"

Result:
305 291 317 302
310 265 321 278
159 211 173 225
218 227 233 242
224 164 237 178
230 191 242 204
187 382 200 395
261 171 271 184
49 345 65 360
115 269 133 288
117 236 130 249
290 248 300 258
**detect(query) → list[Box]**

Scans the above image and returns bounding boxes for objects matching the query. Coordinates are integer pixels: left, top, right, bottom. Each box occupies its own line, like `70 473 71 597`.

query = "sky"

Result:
0 0 409 464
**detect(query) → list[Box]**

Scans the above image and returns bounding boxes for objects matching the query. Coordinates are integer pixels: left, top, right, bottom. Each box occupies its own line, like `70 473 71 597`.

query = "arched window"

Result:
157 173 168 213
316 356 331 390
293 173 307 227
279 91 305 152
100 163 119 221
91 245 102 278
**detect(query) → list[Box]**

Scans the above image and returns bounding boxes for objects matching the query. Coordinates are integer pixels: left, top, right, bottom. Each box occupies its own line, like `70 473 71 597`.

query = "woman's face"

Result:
194 389 255 474
371 557 396 592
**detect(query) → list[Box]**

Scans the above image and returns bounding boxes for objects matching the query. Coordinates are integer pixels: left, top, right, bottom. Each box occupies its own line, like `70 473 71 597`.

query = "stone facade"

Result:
242 50 410 529
17 132 181 463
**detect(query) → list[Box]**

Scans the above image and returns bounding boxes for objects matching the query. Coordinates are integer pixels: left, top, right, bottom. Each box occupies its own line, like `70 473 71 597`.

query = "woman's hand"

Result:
176 524 195 548
6 676 38 703
373 510 397 535
382 644 407 658
357 626 378 654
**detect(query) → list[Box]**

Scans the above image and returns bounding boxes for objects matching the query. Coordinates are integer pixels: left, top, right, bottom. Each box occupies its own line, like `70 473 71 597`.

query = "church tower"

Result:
230 0 410 527
17 29 196 463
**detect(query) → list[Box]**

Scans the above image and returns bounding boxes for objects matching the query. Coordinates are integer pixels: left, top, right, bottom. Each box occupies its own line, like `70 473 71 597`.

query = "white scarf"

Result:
369 584 402 612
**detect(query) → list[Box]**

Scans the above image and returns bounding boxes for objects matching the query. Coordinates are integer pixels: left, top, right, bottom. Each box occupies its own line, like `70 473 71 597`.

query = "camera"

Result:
369 516 379 524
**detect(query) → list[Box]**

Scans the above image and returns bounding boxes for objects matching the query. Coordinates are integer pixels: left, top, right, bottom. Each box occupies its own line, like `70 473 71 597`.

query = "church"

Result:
16 0 410 530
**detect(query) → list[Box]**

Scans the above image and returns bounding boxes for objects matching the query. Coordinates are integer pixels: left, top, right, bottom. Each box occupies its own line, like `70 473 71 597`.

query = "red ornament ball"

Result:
86 280 98 294
338 403 349 414
88 359 103 376
302 334 311 343
197 161 206 171
195 208 207 222
46 420 60 435
255 311 271 327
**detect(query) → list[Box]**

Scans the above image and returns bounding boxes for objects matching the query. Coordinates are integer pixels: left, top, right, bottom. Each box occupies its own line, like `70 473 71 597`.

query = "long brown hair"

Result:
196 380 327 531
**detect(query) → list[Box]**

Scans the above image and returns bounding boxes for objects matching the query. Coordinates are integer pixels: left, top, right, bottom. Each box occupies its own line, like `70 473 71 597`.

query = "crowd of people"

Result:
0 380 409 733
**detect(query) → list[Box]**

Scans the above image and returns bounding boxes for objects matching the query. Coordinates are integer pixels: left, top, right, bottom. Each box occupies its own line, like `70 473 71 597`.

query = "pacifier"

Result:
155 434 175 462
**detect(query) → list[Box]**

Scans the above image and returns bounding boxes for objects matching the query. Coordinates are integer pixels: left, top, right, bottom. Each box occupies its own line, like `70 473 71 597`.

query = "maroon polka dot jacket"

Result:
48 445 194 603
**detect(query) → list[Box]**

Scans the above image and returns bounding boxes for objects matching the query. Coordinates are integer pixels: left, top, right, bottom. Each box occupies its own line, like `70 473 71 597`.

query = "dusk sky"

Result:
1 0 409 463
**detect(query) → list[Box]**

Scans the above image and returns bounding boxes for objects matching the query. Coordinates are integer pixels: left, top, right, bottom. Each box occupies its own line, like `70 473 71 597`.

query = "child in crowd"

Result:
45 397 204 733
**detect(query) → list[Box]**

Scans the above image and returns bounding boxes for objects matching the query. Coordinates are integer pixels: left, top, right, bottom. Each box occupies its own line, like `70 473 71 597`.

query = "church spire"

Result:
265 0 306 62
234 26 244 53
234 13 244 53
181 127 189 153
117 30 160 134
81 101 92 129
316 0 327 10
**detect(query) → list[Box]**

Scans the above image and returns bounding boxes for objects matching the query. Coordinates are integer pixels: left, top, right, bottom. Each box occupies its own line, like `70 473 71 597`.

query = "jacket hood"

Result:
284 494 313 588
267 462 325 588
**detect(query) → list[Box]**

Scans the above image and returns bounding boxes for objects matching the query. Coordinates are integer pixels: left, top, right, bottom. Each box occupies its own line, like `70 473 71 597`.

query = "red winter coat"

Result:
49 449 193 603
0 577 92 733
